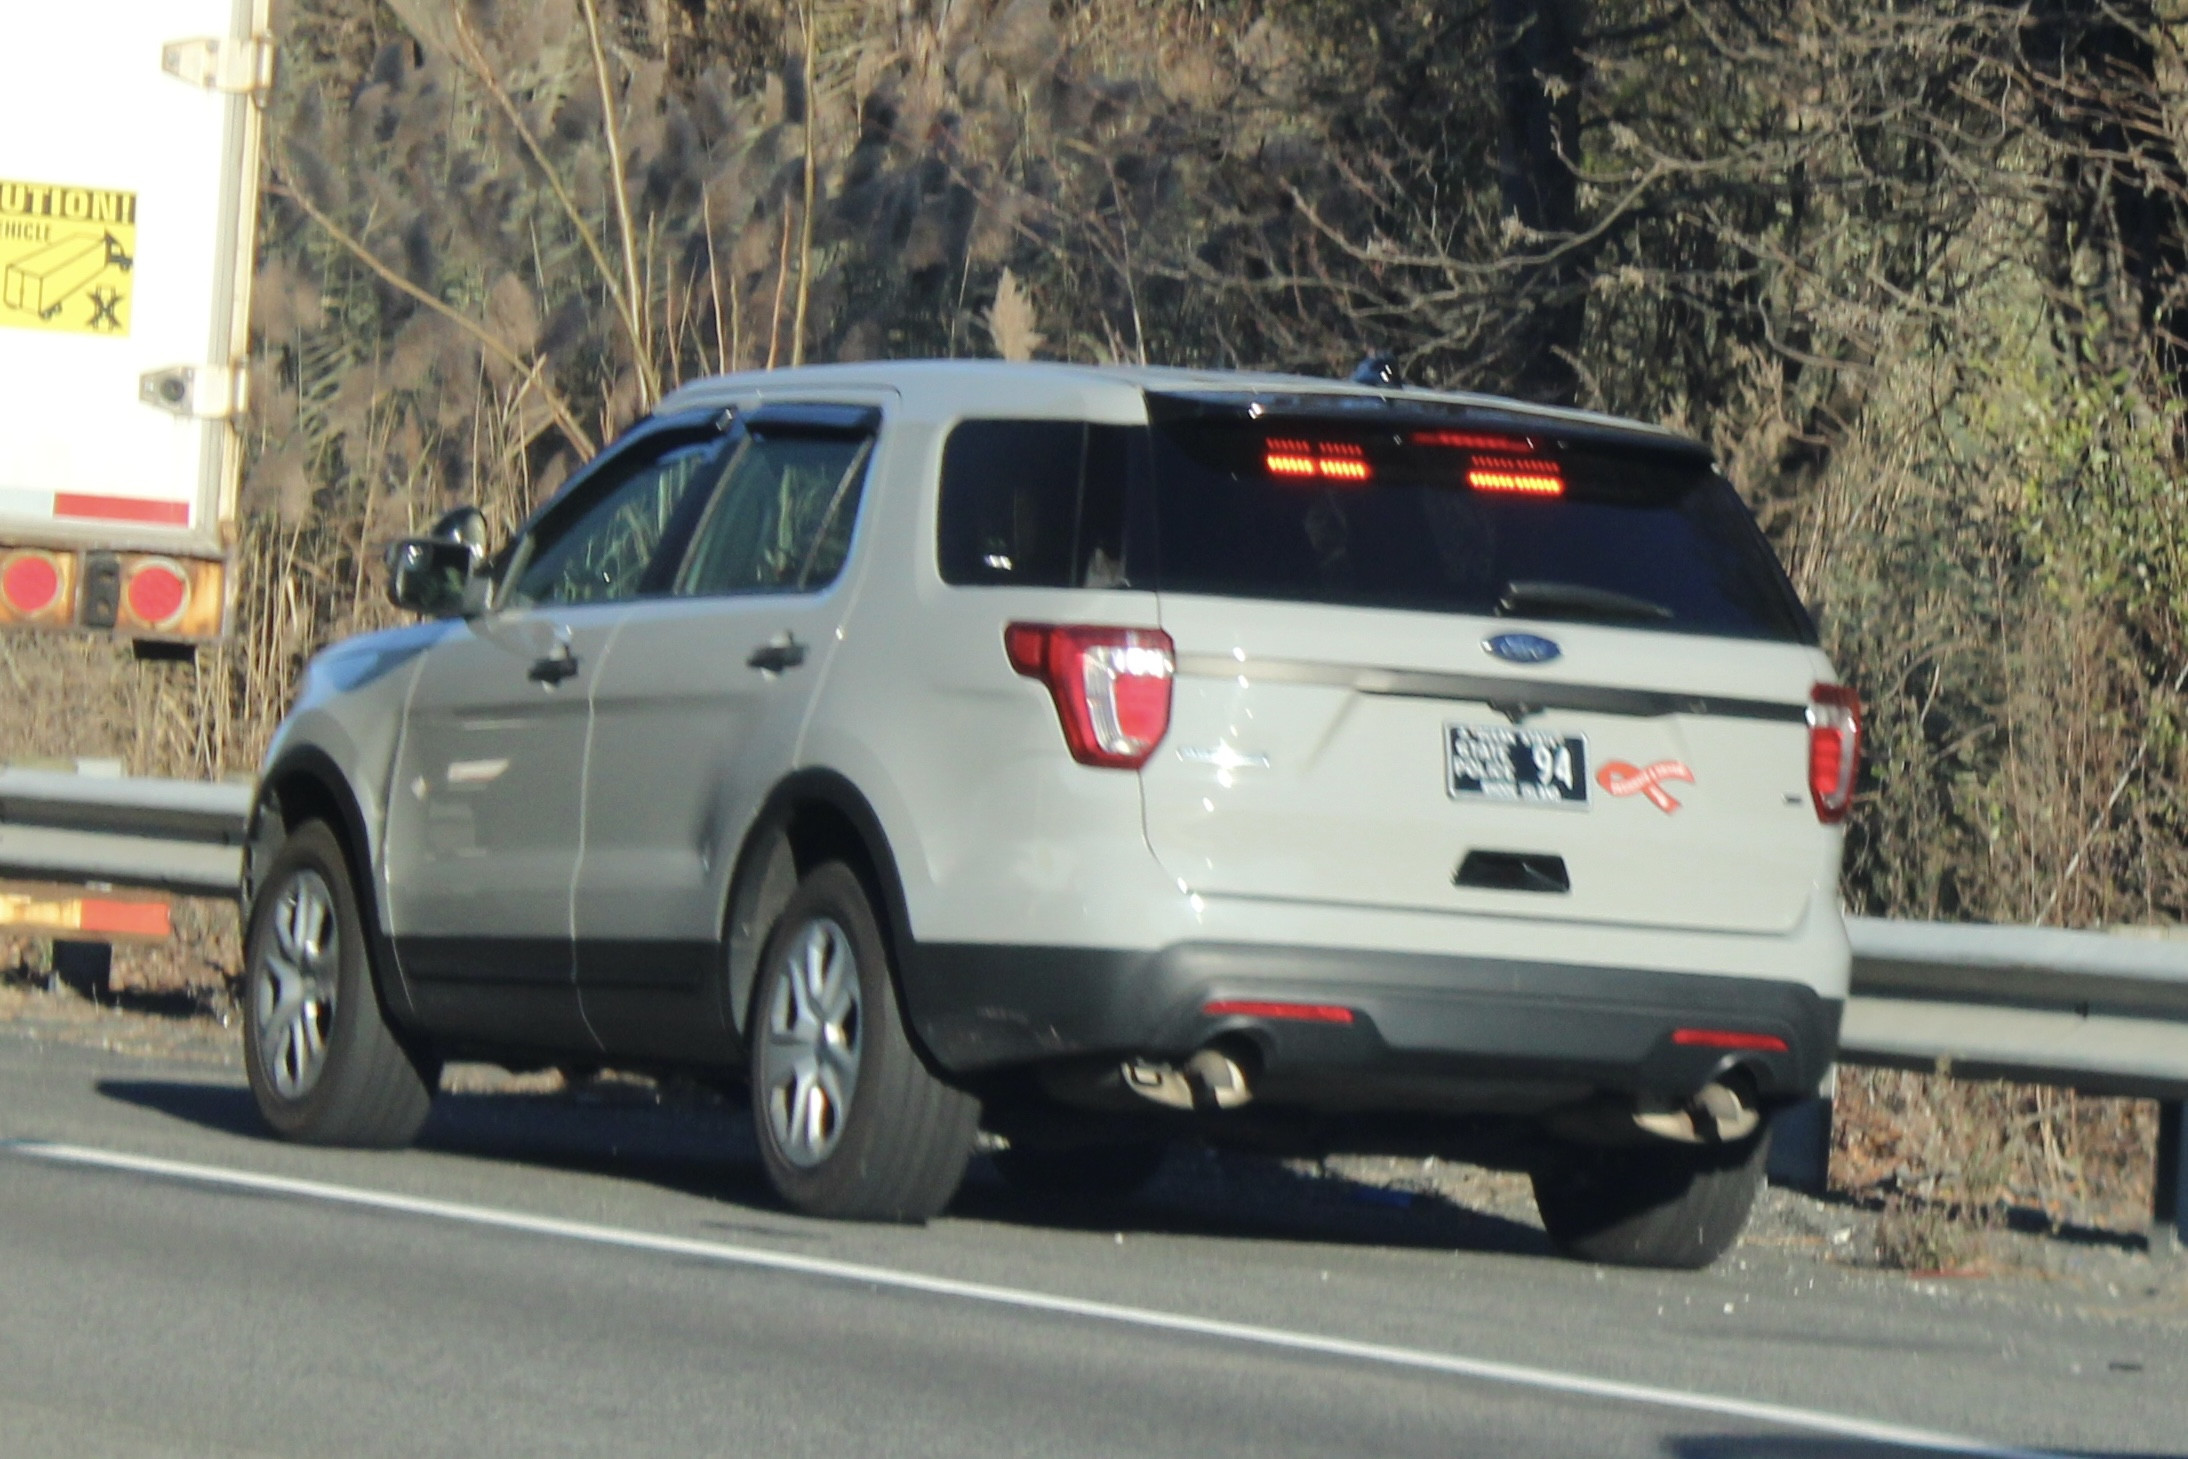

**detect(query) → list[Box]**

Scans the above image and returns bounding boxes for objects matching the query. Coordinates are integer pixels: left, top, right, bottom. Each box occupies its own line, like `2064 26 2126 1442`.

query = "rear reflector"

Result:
1202 999 1356 1025
1671 1028 1789 1052
0 551 64 618
1807 683 1862 824
53 493 191 526
121 558 190 631
1005 622 1176 769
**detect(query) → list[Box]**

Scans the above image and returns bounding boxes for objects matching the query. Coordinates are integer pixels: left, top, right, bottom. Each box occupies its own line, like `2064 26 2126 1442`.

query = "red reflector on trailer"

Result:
1467 457 1564 495
1202 999 1356 1025
54 493 190 526
1 553 61 615
124 560 189 628
1671 1028 1788 1052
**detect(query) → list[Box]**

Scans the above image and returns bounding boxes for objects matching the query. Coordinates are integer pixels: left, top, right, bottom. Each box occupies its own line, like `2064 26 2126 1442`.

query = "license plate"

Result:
1447 723 1588 806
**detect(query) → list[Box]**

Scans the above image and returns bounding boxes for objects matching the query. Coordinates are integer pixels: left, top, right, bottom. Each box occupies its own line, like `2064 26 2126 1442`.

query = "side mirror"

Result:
385 507 491 617
385 537 480 617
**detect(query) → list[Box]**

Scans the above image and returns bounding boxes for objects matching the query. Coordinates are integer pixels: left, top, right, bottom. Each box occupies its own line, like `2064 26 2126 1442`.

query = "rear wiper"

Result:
1497 580 1674 622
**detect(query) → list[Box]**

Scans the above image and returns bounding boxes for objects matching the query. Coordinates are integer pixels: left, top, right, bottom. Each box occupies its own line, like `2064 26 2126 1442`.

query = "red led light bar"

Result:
1202 999 1356 1025
1671 1028 1789 1052
1413 430 1536 451
1264 438 1372 484
1466 456 1564 496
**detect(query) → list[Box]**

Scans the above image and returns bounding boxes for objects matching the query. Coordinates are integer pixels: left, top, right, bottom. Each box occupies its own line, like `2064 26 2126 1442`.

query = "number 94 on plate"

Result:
1446 722 1589 806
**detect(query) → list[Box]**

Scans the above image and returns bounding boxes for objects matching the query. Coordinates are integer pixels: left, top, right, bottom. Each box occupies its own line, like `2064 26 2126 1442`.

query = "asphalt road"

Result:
0 1025 2182 1459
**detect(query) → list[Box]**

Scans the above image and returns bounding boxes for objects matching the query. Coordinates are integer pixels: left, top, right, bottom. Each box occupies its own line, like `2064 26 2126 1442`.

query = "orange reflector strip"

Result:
1203 999 1356 1025
0 891 172 940
78 899 173 938
1671 1028 1788 1052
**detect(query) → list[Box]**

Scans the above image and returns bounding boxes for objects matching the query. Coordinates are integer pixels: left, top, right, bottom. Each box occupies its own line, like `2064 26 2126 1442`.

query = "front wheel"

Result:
242 820 436 1147
748 862 979 1221
1531 1128 1770 1269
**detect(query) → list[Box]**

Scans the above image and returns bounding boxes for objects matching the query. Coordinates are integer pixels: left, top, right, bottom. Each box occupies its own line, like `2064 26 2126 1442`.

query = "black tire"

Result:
992 1139 1170 1207
1530 1128 1770 1269
747 862 979 1221
242 820 436 1147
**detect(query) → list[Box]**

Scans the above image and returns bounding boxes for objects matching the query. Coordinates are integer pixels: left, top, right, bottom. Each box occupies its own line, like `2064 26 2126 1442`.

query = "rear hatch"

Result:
1136 395 1830 936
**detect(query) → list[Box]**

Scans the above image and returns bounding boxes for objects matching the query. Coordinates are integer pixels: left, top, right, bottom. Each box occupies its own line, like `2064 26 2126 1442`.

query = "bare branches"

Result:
270 173 597 460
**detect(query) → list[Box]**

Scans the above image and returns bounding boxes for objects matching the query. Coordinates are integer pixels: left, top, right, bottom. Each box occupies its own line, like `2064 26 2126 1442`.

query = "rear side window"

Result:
677 428 874 596
937 420 1130 588
1146 416 1814 642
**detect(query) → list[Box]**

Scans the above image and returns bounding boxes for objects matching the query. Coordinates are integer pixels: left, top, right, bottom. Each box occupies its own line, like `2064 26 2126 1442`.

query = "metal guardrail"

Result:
1844 916 2188 1099
0 768 250 898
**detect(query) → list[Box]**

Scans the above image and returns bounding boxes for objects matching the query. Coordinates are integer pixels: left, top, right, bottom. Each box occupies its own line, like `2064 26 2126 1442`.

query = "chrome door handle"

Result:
528 644 580 684
747 635 807 673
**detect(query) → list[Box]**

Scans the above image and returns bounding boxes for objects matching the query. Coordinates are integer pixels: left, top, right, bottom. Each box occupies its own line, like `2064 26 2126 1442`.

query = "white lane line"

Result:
5 1138 2059 1459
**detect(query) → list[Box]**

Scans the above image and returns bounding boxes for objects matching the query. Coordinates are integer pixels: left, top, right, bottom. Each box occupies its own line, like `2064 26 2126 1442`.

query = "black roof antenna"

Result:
1350 353 1405 388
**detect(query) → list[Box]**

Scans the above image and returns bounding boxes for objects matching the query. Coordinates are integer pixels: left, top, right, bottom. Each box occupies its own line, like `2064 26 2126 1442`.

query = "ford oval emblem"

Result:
1484 632 1561 665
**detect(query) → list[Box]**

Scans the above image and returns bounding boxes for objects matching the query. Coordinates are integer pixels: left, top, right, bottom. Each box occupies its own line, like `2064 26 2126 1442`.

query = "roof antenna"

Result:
1350 353 1404 388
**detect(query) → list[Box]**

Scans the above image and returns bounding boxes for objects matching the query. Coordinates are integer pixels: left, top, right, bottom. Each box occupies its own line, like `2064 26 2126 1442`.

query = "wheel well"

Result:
255 756 418 1030
723 779 917 1043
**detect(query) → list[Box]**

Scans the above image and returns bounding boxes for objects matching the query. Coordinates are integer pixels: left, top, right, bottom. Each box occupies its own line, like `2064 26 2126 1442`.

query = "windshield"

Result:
1145 414 1815 643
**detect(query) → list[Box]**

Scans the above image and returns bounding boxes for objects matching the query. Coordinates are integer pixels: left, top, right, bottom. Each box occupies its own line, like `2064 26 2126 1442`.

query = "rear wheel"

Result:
748 862 980 1221
243 820 436 1147
1531 1128 1769 1269
992 1139 1170 1207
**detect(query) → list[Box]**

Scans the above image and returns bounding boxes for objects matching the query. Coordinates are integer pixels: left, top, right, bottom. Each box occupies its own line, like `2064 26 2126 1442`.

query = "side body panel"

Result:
573 391 895 1061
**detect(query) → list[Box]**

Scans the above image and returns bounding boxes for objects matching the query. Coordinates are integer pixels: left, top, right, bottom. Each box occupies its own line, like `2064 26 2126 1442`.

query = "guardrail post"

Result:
1766 1094 1833 1195
2157 1100 2186 1256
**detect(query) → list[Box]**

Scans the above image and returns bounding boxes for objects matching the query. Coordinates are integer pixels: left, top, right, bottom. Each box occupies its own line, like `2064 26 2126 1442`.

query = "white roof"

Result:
655 359 1693 446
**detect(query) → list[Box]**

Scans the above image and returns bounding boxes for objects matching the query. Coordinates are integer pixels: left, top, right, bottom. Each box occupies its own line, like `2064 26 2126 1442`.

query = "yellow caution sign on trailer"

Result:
0 178 135 338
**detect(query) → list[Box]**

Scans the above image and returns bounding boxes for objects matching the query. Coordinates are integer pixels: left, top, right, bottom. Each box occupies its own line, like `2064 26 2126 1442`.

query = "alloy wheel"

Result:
252 869 340 1101
758 916 864 1168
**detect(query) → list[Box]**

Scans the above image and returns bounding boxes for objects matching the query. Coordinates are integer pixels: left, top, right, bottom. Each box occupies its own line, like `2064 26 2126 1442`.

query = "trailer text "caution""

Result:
0 179 136 339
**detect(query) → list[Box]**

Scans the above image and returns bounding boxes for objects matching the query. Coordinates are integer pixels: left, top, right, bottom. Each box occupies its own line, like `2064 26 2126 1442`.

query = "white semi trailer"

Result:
0 0 267 646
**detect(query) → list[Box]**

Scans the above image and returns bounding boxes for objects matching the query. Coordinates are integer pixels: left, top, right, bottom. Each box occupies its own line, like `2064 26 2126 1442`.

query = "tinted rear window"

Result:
1147 416 1814 642
937 420 1130 588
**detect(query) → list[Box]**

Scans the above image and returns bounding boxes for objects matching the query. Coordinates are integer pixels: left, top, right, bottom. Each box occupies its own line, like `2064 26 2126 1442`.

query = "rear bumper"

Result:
907 940 1840 1112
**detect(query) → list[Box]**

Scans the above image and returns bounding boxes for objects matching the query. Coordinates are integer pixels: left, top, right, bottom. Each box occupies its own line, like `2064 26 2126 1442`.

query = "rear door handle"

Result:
529 643 580 684
747 635 807 673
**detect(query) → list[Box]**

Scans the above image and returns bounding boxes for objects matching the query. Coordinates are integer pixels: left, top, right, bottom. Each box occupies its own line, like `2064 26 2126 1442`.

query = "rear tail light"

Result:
1807 683 1861 823
1005 623 1176 769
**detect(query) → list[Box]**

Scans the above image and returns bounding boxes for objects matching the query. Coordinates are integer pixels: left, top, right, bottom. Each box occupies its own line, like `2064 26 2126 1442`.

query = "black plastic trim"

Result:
904 939 1840 1107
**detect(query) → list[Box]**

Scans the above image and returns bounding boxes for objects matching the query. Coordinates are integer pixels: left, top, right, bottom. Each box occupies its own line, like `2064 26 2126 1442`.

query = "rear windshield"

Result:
1147 415 1815 643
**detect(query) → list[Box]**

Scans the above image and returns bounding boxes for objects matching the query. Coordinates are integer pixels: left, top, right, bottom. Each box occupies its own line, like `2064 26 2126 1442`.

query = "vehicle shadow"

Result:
92 1075 1552 1259
1667 1437 2181 1459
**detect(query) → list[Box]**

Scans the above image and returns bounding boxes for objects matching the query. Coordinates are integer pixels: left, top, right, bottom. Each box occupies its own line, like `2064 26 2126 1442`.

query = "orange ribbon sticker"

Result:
1595 759 1694 813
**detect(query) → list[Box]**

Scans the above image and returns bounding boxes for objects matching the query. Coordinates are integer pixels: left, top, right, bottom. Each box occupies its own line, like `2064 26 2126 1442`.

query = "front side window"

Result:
503 439 724 609
676 428 874 596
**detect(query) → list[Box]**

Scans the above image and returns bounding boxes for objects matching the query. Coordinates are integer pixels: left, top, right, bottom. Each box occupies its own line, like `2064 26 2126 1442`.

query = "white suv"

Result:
242 361 1856 1268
